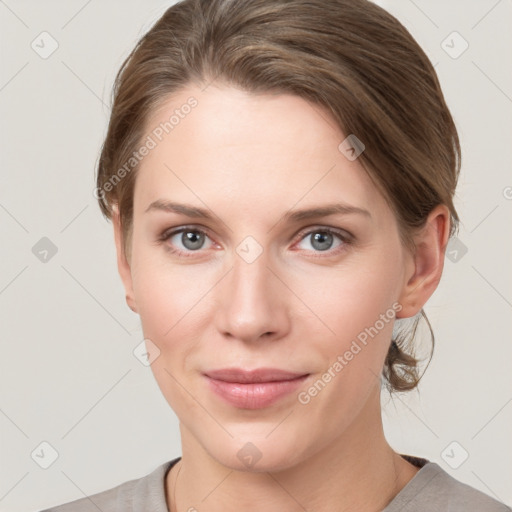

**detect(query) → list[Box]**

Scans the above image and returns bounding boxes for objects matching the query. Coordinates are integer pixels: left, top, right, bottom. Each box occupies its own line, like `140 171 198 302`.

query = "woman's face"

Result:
117 83 415 471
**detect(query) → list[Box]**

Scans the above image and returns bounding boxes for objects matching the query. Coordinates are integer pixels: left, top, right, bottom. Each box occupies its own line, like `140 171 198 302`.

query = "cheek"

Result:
131 246 205 336
130 249 219 377
293 264 401 422
292 252 403 402
295 256 401 339
130 254 212 412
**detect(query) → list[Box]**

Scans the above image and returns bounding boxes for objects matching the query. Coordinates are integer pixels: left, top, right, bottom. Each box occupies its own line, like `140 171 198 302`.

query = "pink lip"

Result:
204 368 310 409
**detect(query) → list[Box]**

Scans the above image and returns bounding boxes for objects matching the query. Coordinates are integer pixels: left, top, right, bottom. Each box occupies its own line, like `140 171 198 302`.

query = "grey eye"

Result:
296 230 344 252
310 232 334 251
180 230 206 250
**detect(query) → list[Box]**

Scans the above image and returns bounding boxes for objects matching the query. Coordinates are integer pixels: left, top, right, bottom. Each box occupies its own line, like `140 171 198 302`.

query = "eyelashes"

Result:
157 225 353 259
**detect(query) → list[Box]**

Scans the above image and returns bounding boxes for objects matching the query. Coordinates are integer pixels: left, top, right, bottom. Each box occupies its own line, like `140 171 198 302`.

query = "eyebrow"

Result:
144 199 371 222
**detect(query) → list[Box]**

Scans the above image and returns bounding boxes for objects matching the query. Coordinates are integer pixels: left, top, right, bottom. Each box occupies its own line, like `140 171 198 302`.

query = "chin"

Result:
202 432 311 474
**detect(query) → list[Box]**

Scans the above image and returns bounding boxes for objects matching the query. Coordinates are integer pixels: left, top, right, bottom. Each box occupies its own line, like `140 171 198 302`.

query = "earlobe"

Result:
112 205 138 314
396 205 451 319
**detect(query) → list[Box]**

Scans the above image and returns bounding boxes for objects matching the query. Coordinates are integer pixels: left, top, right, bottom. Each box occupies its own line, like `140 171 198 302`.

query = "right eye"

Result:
159 226 216 257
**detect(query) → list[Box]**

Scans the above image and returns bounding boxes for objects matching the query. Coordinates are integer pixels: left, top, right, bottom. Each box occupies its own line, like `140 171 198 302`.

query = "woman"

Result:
40 0 509 510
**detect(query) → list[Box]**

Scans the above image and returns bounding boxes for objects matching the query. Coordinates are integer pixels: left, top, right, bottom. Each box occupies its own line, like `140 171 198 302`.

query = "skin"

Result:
113 82 450 512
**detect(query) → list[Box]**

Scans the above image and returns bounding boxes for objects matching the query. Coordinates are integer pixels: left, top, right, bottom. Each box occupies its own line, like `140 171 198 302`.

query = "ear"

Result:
112 205 138 314
396 204 451 319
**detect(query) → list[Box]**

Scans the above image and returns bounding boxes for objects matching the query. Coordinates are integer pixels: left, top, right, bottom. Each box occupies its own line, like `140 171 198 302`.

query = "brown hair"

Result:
95 0 461 392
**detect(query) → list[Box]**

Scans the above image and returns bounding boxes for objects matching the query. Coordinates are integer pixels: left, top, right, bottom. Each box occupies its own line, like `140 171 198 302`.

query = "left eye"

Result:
296 229 346 252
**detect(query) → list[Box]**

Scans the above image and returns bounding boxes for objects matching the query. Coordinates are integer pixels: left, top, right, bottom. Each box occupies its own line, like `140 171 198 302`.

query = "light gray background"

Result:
0 1 511 511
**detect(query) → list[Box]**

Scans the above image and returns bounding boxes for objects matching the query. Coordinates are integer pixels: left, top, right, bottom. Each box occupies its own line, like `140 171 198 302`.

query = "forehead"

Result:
133 84 388 222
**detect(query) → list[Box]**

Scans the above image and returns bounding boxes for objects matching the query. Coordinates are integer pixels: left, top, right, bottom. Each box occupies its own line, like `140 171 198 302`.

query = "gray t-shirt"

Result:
39 455 510 511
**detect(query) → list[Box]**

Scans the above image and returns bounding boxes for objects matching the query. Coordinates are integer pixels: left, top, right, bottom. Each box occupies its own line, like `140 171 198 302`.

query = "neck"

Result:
167 392 419 512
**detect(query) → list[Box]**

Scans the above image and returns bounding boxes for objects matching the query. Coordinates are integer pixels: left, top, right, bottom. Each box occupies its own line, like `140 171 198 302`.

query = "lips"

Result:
203 368 310 409
204 368 308 383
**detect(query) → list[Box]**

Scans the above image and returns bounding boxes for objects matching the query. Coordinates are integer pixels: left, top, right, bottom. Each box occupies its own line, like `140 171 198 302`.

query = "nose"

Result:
214 248 291 344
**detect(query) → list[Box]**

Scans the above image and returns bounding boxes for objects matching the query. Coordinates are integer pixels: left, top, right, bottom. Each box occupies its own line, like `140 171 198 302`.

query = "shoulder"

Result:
37 459 178 512
385 460 511 512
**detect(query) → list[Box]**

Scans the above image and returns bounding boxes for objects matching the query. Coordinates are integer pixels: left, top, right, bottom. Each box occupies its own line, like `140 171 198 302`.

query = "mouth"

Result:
203 368 310 409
